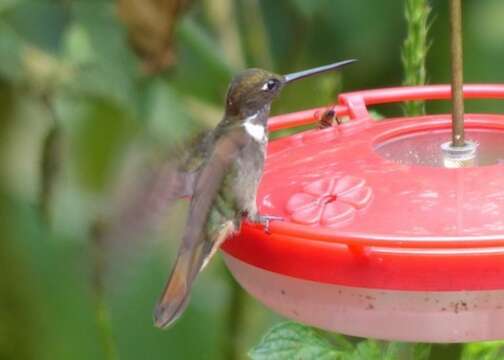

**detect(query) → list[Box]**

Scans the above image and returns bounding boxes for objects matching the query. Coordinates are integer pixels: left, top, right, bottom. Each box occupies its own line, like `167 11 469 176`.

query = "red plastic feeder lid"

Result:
222 85 504 292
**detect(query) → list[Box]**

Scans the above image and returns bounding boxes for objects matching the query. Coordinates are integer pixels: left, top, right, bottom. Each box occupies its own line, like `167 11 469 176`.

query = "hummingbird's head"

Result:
224 59 358 118
225 68 284 117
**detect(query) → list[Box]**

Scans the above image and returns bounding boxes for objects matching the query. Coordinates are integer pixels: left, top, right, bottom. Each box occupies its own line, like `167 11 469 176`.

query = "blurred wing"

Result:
102 130 215 249
154 127 249 328
104 159 196 249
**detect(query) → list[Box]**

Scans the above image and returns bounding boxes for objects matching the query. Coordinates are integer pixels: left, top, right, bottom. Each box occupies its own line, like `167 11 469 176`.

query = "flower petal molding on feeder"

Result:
221 84 504 343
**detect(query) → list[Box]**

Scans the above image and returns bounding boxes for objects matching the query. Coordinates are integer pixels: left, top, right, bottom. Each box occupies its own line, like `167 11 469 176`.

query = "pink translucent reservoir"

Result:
221 85 504 342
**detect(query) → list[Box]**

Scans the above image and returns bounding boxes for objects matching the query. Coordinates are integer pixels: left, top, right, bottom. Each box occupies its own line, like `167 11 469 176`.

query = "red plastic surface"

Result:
221 85 504 291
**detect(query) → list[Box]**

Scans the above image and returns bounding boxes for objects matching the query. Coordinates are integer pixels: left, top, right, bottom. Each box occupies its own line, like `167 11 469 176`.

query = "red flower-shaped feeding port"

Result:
285 175 372 227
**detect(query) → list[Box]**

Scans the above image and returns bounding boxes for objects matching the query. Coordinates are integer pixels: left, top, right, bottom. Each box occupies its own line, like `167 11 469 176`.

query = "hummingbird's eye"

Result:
262 79 279 91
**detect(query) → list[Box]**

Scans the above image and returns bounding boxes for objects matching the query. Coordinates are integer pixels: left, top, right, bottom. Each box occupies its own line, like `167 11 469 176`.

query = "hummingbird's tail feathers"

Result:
200 221 236 271
153 244 207 329
154 221 236 329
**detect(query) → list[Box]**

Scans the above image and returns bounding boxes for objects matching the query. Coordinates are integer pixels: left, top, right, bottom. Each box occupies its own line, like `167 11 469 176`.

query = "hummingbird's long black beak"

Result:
283 59 358 83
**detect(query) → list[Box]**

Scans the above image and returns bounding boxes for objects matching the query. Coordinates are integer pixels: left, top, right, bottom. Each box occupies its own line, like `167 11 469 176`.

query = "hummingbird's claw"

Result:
253 214 284 234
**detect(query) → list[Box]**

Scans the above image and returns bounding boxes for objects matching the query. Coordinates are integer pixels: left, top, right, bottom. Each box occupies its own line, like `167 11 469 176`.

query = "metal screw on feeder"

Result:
441 0 478 168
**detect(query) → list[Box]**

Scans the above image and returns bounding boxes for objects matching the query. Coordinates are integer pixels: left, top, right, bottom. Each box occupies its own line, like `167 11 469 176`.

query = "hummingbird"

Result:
153 59 357 329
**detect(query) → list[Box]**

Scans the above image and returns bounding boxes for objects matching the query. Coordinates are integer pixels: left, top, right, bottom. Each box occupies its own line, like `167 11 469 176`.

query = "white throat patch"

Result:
243 114 267 142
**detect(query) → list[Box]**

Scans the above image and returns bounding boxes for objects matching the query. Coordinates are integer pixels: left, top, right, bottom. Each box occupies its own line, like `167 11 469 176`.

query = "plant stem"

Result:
39 95 62 226
401 0 431 116
449 0 465 147
91 221 120 360
223 274 246 360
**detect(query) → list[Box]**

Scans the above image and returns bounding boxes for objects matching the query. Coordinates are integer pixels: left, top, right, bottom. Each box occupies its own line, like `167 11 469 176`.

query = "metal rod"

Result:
450 0 465 147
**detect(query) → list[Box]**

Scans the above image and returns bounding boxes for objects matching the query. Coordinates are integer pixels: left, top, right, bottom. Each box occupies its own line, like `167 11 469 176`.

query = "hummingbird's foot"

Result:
250 214 284 234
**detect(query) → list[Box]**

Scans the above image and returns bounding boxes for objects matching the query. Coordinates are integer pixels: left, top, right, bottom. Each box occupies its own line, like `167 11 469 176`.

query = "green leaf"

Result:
353 340 431 360
411 343 432 360
384 342 431 360
325 333 355 353
461 341 504 360
248 322 350 360
353 340 385 360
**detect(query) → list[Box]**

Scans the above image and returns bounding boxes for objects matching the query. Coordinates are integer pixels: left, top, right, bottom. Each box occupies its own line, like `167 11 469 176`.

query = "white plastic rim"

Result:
441 140 479 168
223 253 504 343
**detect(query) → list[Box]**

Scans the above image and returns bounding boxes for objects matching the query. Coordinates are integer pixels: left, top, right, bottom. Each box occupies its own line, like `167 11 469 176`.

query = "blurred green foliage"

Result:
3 1 504 359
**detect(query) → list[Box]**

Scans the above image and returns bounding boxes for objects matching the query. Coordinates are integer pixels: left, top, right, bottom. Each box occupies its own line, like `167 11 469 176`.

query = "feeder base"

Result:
224 254 504 343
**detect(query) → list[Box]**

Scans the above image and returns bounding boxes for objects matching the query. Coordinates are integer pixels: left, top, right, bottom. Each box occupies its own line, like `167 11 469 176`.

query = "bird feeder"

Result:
221 85 504 342
220 0 504 343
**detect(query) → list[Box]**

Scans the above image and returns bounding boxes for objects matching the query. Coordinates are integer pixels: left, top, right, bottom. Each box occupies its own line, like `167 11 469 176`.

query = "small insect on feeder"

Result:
221 0 504 343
